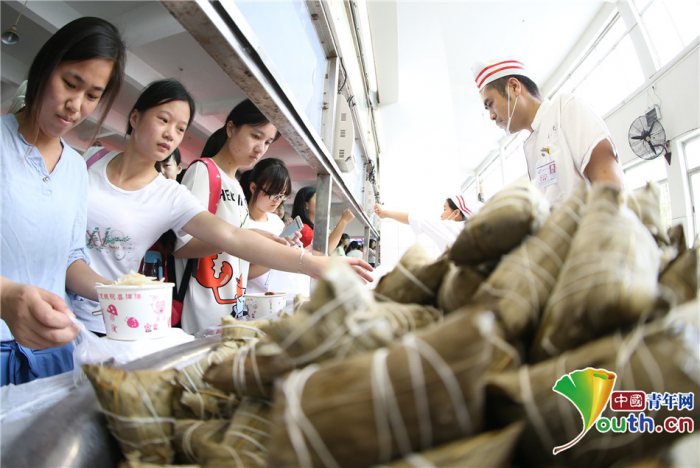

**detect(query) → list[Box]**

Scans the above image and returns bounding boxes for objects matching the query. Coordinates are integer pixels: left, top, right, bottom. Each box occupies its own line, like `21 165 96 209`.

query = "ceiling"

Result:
1 0 608 197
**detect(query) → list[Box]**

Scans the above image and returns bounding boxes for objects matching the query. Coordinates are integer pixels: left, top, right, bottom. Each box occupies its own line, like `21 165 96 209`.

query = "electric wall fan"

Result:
628 107 671 164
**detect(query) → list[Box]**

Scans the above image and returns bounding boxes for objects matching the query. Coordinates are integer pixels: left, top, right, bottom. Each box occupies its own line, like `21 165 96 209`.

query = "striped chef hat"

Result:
472 59 532 91
449 194 474 219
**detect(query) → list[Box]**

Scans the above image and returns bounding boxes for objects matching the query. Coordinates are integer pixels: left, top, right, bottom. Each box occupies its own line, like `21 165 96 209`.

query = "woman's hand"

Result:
340 208 355 223
303 254 374 282
373 203 385 218
0 277 79 349
341 256 374 282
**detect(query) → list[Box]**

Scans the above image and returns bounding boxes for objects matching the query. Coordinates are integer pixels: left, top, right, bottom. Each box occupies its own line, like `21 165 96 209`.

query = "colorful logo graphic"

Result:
610 391 646 411
551 367 617 455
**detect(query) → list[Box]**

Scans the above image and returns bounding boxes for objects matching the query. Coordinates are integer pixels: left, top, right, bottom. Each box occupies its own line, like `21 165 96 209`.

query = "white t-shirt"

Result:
244 212 285 294
523 93 617 206
408 213 464 256
175 160 250 334
72 150 205 332
346 250 363 259
243 212 310 312
331 246 346 256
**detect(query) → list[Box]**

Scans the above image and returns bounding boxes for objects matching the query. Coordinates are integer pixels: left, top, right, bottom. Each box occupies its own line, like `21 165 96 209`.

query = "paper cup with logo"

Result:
244 293 287 320
96 283 174 340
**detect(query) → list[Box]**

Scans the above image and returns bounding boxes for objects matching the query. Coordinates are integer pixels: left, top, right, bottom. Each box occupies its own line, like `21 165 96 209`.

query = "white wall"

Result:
605 42 699 166
605 41 699 237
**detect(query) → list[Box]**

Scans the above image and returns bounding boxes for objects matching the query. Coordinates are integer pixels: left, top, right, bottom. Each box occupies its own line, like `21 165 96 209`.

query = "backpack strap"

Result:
190 158 222 214
85 147 111 169
174 256 195 302
174 158 222 303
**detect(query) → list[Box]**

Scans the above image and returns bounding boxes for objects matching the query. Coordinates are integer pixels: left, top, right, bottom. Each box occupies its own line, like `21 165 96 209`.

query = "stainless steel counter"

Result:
1 336 220 467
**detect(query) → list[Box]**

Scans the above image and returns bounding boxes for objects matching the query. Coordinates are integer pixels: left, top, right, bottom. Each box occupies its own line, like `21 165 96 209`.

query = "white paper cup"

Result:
245 293 287 320
96 283 174 340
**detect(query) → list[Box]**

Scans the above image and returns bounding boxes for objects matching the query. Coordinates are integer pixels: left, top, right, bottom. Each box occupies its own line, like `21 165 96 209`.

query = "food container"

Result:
244 292 287 320
96 283 174 340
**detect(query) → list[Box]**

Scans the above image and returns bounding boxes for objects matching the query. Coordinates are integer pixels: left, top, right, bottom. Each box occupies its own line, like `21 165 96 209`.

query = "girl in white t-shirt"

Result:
73 82 373 334
241 158 307 314
175 100 333 332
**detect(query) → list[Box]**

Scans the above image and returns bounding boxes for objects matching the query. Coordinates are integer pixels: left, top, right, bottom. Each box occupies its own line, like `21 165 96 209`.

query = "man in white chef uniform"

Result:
473 59 625 205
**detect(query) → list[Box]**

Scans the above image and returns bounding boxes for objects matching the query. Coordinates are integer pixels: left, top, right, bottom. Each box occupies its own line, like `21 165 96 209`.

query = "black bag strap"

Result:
174 258 196 302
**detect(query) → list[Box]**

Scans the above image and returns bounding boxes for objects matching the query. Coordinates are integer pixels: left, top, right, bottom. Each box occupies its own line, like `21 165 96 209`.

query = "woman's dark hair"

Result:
127 79 196 135
346 241 361 253
154 148 181 172
201 128 227 158
487 74 541 100
291 186 316 229
240 158 291 206
25 17 126 142
336 233 350 248
201 98 281 157
445 197 466 220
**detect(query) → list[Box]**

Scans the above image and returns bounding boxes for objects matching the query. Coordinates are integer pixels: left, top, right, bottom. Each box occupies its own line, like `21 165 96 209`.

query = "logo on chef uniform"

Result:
537 145 557 187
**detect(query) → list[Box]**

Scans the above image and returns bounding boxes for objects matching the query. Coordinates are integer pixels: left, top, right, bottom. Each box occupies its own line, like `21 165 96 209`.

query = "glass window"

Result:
690 172 700 238
637 0 700 68
624 156 669 189
684 135 700 239
557 16 645 116
685 135 700 170
624 157 672 230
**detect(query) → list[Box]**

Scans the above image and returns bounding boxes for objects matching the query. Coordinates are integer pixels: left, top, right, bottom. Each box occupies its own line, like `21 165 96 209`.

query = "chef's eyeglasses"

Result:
262 189 288 203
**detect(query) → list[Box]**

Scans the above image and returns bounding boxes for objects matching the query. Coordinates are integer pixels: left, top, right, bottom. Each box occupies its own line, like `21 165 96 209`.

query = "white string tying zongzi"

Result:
230 344 268 397
282 364 340 468
403 335 473 435
178 367 208 419
555 355 578 440
394 262 434 297
101 409 176 449
519 366 556 451
372 348 413 459
240 449 266 466
218 323 267 340
180 420 205 461
230 343 267 396
405 336 432 450
226 429 268 453
220 445 245 467
278 288 358 352
482 328 521 368
131 376 174 451
371 333 478 463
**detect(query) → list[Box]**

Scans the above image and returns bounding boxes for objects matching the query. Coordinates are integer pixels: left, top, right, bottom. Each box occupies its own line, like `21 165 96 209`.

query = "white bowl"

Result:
245 292 287 320
96 283 174 340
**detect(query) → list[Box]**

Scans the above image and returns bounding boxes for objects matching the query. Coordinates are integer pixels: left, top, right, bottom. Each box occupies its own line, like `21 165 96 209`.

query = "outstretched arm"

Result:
182 212 373 282
374 203 409 225
328 208 355 252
